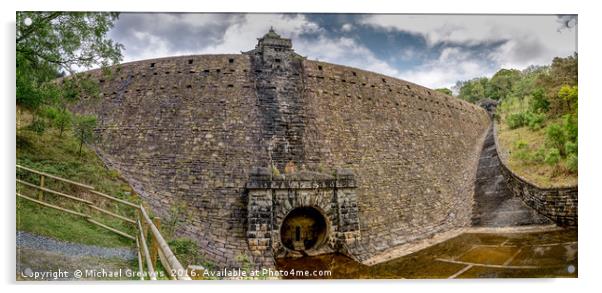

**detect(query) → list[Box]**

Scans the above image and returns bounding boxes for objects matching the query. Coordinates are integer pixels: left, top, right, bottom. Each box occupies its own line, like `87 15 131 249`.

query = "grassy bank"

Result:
496 118 577 188
16 119 139 248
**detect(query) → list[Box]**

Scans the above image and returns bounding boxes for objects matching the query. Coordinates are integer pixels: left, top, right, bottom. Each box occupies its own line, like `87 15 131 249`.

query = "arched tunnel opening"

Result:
280 207 328 251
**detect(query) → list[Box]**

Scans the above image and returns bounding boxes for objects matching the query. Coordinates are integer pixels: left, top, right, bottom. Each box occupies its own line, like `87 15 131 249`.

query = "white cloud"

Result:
195 15 403 82
341 23 353 32
295 35 402 78
198 14 321 54
110 14 577 91
360 15 577 72
397 46 495 89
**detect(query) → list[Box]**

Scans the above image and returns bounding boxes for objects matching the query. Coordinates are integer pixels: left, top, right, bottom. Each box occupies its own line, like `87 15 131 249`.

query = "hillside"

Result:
16 110 139 248
457 54 578 188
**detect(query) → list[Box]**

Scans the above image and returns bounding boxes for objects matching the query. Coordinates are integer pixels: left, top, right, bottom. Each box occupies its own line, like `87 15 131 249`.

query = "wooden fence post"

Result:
38 175 45 201
150 217 161 268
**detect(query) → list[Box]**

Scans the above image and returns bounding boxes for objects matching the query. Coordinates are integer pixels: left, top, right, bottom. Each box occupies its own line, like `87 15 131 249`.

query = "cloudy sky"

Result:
108 13 577 89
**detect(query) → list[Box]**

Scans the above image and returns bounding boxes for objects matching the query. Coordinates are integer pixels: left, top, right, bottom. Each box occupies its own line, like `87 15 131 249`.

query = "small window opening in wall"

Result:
188 59 193 65
352 71 357 76
318 65 323 71
203 69 210 73
150 63 155 68
229 58 234 63
216 69 221 73
275 58 281 63
227 84 234 88
186 85 192 89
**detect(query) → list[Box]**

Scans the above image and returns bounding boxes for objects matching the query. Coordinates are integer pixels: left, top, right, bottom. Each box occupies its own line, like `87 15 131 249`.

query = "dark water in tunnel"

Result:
275 229 577 279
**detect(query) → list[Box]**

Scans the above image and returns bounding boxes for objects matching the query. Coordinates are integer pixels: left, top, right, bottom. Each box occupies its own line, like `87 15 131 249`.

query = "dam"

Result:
70 29 568 270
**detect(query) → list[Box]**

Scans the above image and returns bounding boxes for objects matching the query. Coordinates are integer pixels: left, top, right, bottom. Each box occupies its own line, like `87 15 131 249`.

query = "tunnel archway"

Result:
280 207 328 252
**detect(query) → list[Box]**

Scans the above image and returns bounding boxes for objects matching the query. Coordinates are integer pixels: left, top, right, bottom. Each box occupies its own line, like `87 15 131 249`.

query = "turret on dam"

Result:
72 29 493 268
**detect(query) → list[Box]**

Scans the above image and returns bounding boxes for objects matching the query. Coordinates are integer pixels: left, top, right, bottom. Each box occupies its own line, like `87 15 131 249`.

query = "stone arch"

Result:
279 206 329 252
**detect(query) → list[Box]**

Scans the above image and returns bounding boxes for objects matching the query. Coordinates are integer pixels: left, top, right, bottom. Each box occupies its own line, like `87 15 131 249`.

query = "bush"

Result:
168 238 201 268
565 141 577 156
506 112 528 129
545 123 566 153
566 153 578 173
532 147 546 164
544 148 561 166
525 111 546 130
27 119 46 134
529 88 550 113
563 113 577 142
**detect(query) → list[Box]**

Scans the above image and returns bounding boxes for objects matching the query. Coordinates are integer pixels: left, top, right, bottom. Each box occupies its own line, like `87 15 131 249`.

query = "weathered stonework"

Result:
70 30 491 268
493 123 578 226
245 168 360 267
473 126 553 227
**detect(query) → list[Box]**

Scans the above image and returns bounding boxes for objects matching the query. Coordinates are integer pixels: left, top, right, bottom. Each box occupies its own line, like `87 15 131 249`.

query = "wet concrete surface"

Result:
275 229 577 279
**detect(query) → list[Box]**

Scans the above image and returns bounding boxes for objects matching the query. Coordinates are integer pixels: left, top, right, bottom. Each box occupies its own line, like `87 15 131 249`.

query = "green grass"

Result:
16 112 140 248
17 197 133 247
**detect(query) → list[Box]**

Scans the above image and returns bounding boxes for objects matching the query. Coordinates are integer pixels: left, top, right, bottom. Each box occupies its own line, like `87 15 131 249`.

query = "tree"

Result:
456 77 488 103
536 53 578 115
16 12 122 114
73 115 97 157
558 85 578 112
53 108 72 137
435 88 453 96
487 69 521 101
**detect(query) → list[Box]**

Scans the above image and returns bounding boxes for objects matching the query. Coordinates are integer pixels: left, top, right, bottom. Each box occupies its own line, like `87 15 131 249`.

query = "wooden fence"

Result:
16 164 191 280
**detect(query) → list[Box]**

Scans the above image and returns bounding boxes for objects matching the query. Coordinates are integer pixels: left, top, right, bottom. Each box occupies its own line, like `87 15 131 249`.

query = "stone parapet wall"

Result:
493 123 578 226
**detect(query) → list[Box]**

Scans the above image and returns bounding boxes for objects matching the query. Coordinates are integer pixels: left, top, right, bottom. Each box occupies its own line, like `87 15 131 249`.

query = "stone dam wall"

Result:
71 51 491 267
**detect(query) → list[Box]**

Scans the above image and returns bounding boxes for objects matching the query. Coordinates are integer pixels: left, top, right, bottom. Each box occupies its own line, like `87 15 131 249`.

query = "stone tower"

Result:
244 28 307 172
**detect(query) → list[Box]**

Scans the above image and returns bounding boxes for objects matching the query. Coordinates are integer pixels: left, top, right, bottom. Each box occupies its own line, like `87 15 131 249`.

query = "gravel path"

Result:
17 231 136 260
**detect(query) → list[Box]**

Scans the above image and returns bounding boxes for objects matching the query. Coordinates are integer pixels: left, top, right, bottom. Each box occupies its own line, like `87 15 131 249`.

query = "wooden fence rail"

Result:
16 164 191 281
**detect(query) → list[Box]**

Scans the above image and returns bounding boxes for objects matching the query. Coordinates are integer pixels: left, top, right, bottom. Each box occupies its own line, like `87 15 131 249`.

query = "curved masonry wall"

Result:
300 60 490 260
493 123 578 226
71 51 491 267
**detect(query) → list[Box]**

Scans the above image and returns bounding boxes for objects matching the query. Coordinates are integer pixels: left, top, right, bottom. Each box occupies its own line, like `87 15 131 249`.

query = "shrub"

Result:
168 237 201 268
566 153 578 173
565 141 577 156
529 88 550 113
506 112 528 129
563 113 578 142
544 148 561 166
27 119 46 134
525 111 546 130
532 147 546 164
545 123 566 154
